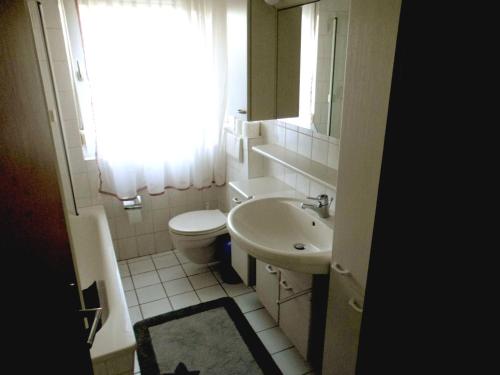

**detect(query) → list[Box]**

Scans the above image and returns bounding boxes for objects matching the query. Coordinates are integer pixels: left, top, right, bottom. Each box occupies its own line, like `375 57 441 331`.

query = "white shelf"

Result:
252 144 338 190
228 177 295 199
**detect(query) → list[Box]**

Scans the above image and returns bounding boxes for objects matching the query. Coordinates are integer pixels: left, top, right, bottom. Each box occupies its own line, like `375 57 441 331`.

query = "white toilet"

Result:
168 209 228 264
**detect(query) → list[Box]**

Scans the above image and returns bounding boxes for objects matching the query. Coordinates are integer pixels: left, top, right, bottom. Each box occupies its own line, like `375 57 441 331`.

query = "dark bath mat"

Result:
133 297 282 375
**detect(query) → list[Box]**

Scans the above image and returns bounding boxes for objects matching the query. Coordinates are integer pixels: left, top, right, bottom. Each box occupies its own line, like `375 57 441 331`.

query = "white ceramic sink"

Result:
227 196 334 274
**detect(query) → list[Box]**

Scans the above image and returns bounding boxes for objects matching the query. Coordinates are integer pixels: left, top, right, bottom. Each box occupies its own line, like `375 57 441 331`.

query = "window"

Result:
70 0 228 198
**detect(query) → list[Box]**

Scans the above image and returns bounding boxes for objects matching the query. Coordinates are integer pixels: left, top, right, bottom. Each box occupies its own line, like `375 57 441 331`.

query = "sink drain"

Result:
293 243 306 250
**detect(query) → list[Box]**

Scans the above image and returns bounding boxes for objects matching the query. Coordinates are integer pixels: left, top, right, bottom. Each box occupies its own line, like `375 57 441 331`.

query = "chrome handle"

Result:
332 262 350 275
232 197 242 205
348 298 363 313
80 307 102 348
265 264 277 274
307 194 328 200
306 194 329 205
280 279 293 291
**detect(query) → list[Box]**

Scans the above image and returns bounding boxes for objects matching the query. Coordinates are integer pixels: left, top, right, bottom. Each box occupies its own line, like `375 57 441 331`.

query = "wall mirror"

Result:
276 0 349 139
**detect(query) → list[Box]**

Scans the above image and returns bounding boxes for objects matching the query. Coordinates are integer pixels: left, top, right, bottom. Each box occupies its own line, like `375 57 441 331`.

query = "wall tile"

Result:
188 201 205 212
76 197 92 208
152 208 170 232
168 189 187 207
134 211 154 235
312 138 329 165
169 205 189 218
296 174 310 196
118 237 138 259
87 172 99 198
151 193 169 210
115 215 136 239
154 230 173 252
285 128 298 152
63 119 81 148
72 172 90 198
284 171 297 189
68 146 86 173
310 181 326 197
137 193 151 210
137 233 156 256
202 186 217 202
297 133 312 158
187 187 203 205
276 125 286 146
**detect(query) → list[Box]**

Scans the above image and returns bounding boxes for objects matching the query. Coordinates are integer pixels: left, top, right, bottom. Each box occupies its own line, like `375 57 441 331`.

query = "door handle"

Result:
265 264 277 274
80 307 103 348
348 298 363 313
332 262 350 275
280 279 293 291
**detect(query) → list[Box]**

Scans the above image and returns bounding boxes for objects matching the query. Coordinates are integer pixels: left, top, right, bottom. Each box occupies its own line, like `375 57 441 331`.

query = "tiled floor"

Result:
119 250 314 375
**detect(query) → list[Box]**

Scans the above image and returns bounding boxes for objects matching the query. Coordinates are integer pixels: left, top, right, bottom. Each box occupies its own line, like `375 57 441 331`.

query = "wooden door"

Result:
0 1 93 373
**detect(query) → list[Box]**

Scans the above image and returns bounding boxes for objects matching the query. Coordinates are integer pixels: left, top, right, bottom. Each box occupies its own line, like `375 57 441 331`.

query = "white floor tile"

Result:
128 258 156 275
182 262 210 276
128 255 152 263
152 252 179 269
244 308 276 332
257 327 293 354
234 292 263 313
132 271 161 289
125 290 139 307
136 284 166 304
188 272 218 290
152 250 173 257
170 291 201 310
174 249 190 264
212 269 223 282
140 298 172 319
128 306 143 325
221 282 253 297
121 276 134 291
118 263 130 277
196 284 227 302
272 347 312 375
163 278 194 296
158 265 186 282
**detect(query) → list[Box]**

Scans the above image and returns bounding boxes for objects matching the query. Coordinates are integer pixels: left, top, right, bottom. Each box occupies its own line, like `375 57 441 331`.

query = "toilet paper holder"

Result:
123 196 142 209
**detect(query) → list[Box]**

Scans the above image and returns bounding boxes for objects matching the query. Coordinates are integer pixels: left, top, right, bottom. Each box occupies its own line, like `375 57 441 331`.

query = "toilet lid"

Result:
168 209 226 235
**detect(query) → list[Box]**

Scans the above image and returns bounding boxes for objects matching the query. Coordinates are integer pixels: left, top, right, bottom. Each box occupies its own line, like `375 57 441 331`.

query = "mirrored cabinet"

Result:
241 0 349 141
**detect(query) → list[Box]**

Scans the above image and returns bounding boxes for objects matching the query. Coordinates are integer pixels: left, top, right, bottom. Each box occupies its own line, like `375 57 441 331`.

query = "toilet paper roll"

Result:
242 121 260 138
127 208 142 224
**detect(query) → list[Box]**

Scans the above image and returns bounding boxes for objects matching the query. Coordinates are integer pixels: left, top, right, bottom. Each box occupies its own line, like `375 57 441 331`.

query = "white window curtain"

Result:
77 0 227 199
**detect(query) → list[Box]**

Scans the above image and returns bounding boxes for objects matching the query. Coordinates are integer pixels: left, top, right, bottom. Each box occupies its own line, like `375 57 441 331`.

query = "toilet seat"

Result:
168 209 226 236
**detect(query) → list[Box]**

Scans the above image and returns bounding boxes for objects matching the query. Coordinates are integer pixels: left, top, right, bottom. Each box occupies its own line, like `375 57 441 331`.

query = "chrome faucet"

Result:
300 194 332 218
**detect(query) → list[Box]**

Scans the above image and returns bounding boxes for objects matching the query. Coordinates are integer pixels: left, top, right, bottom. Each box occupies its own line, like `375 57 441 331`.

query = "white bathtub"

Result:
68 206 136 375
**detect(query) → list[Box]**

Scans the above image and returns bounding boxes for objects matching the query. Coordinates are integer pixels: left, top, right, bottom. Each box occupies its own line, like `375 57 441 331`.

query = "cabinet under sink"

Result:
255 259 329 371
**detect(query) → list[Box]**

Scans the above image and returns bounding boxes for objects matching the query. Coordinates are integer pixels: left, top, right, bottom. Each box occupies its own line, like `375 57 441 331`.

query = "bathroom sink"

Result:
227 197 334 274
